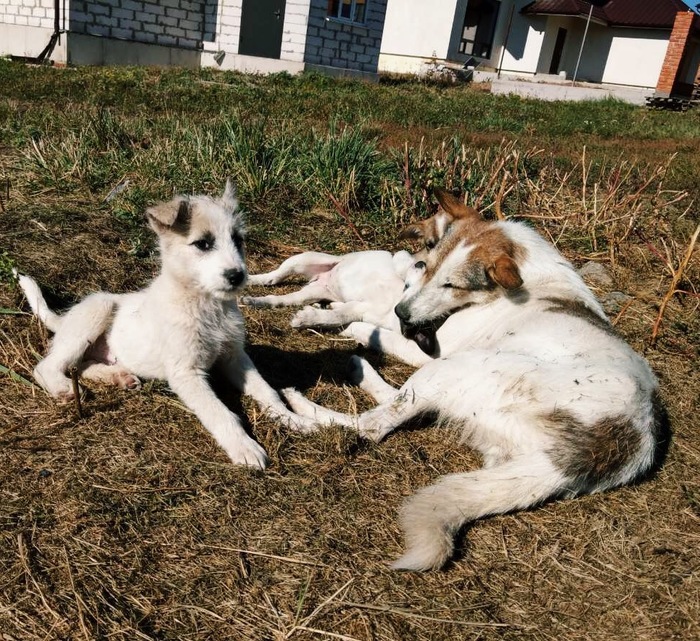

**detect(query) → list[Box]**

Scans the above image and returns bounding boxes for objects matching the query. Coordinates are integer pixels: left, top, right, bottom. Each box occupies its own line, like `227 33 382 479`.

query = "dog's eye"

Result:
192 237 214 252
231 233 244 249
425 240 436 249
442 282 457 289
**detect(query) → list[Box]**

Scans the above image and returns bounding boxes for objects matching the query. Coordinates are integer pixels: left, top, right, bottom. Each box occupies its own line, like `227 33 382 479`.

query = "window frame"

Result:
326 0 368 26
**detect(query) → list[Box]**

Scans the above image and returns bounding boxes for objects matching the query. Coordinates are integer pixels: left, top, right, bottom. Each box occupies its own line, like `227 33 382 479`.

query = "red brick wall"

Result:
656 11 697 96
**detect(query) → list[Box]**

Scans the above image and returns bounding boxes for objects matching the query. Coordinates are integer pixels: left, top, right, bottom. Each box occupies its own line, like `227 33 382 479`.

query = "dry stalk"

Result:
69 367 83 418
650 223 700 346
286 579 354 639
16 533 64 626
338 601 515 628
62 547 90 641
325 191 366 248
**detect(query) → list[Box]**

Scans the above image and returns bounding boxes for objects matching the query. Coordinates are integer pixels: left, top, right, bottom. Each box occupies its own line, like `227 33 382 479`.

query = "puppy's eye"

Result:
425 240 436 249
414 261 426 270
231 233 244 249
442 282 456 289
192 237 214 252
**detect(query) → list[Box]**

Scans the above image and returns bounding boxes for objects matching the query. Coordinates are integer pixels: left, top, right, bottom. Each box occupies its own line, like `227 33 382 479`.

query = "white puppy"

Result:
242 250 414 331
242 244 461 367
283 189 668 570
17 181 315 469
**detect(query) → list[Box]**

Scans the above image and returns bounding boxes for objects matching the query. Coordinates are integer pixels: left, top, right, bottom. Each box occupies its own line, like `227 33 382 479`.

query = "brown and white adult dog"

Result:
283 190 668 571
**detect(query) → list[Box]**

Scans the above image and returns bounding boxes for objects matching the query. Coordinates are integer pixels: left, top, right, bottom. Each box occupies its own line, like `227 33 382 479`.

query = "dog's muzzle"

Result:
398 318 439 356
395 302 439 356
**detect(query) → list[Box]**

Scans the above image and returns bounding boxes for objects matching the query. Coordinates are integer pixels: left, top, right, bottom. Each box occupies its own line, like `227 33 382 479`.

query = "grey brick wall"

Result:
304 0 387 73
69 0 218 50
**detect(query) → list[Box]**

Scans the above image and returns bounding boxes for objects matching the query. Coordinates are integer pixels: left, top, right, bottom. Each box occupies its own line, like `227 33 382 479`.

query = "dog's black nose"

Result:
224 268 245 287
394 302 410 322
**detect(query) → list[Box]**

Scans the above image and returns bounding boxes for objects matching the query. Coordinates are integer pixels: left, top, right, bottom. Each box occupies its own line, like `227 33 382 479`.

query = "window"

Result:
459 0 500 59
327 0 367 24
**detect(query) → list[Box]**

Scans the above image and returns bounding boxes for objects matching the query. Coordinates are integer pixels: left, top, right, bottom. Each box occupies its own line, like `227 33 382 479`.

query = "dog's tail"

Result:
392 453 564 571
15 272 62 333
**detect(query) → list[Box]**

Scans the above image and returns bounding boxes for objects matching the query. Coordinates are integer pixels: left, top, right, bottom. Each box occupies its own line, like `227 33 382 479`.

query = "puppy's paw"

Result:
238 295 278 309
35 367 76 402
117 372 142 391
290 306 322 328
246 274 279 287
225 437 268 470
280 388 318 418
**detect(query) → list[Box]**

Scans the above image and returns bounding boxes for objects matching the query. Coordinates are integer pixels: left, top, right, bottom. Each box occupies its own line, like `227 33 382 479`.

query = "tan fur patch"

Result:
546 410 642 486
543 297 613 334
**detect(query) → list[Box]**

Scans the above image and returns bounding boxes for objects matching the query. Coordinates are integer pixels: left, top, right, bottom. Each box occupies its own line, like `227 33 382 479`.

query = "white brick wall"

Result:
0 0 56 29
0 0 313 70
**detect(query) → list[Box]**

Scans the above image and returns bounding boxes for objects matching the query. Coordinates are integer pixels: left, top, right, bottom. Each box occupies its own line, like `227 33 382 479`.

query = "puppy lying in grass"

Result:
17 181 314 469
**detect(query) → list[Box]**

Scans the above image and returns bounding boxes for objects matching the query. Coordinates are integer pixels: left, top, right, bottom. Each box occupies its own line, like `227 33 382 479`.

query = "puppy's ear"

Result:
222 179 238 212
146 198 191 235
434 188 480 221
487 254 522 291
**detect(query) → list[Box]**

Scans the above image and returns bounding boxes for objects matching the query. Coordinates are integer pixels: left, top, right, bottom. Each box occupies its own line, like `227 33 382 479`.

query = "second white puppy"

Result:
17 181 314 469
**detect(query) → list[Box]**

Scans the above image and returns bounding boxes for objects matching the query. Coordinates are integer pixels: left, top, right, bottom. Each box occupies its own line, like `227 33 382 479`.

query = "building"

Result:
378 0 700 95
0 0 387 79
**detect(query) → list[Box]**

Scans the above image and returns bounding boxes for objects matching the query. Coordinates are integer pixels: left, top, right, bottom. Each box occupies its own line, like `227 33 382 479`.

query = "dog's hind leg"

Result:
79 362 141 390
241 280 333 309
347 355 398 403
33 293 116 400
247 252 340 286
393 453 565 571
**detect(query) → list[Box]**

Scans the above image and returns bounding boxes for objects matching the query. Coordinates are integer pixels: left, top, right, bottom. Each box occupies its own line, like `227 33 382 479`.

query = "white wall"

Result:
496 13 546 74
602 29 669 88
201 0 309 71
0 0 67 62
379 0 459 72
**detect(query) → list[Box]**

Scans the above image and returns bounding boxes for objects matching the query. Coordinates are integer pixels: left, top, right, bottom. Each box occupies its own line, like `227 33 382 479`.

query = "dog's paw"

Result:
225 437 268 470
280 388 322 420
290 306 323 328
246 274 279 287
340 322 373 346
239 295 280 309
116 372 142 391
346 355 365 385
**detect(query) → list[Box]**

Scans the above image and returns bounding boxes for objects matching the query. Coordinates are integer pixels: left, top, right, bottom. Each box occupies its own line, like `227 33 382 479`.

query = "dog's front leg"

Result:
283 384 428 443
340 322 433 367
168 369 268 469
220 350 319 434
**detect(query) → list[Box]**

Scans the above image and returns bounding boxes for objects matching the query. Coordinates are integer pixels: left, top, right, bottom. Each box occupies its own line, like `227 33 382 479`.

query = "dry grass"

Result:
1 63 699 641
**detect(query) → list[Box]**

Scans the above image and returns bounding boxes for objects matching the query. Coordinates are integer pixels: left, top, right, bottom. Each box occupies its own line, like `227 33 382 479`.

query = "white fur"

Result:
242 249 442 367
283 215 664 570
18 181 315 469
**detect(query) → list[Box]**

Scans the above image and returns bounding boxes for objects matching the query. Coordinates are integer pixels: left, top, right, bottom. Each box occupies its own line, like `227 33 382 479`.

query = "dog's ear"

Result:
434 188 480 221
222 179 238 212
398 223 425 240
146 198 191 235
487 254 522 291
